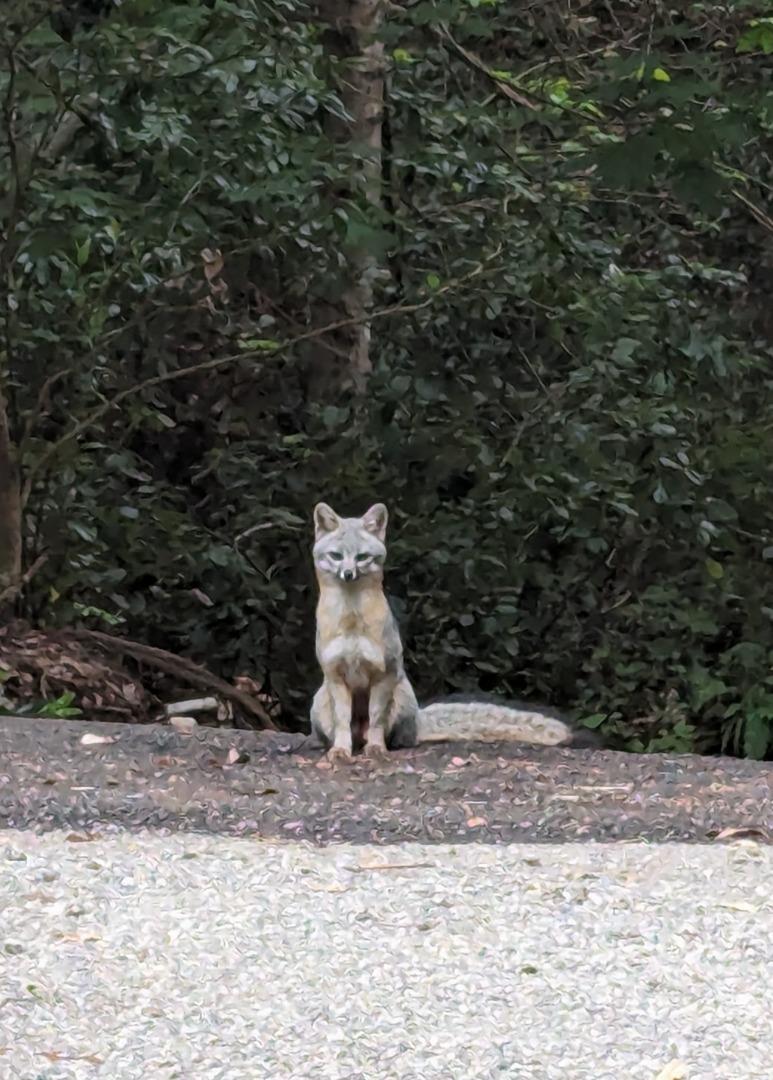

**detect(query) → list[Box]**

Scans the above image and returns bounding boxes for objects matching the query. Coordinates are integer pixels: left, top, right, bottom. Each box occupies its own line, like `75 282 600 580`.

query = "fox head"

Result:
312 502 388 584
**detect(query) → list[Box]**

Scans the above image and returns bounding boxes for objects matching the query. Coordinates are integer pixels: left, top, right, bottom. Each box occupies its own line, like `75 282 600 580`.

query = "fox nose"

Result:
343 569 355 582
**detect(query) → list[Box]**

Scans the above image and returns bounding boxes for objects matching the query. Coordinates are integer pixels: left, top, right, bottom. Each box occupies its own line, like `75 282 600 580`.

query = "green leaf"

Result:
690 668 728 708
76 237 91 267
594 135 660 189
321 405 348 428
743 714 770 760
69 523 96 544
611 337 639 364
672 163 723 212
581 713 606 730
207 546 232 568
737 20 773 55
705 559 724 580
343 220 392 258
238 338 281 351
704 499 737 523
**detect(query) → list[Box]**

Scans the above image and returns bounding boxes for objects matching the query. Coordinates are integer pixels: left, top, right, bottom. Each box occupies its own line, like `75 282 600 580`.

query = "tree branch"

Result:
20 246 503 507
733 188 773 235
19 367 71 451
0 552 47 607
436 25 537 111
39 95 100 163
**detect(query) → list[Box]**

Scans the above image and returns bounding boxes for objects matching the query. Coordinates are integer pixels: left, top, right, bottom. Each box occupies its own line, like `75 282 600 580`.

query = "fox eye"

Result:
355 553 370 562
328 552 343 561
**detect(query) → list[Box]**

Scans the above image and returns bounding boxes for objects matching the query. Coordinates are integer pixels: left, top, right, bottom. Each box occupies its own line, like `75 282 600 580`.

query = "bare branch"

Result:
733 188 773 235
39 95 99 162
72 628 277 731
19 367 71 451
0 552 47 607
20 246 503 507
436 25 537 110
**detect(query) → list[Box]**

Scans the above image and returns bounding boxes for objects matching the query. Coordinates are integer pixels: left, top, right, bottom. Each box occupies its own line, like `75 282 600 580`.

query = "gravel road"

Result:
2 829 770 1080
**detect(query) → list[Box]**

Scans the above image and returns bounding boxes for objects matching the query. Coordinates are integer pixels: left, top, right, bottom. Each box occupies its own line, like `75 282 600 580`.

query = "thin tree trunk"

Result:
0 42 23 613
312 0 386 397
0 384 22 611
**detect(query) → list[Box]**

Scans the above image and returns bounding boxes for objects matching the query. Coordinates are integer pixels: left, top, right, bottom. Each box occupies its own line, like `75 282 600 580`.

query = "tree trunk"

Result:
0 385 22 612
312 0 386 397
0 42 23 614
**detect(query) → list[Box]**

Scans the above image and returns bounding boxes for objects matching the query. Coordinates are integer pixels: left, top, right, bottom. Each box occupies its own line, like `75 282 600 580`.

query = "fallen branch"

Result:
164 696 219 717
72 628 277 730
348 861 433 873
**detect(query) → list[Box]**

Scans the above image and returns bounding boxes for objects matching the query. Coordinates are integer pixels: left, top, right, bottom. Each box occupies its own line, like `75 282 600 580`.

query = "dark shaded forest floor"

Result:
0 717 771 844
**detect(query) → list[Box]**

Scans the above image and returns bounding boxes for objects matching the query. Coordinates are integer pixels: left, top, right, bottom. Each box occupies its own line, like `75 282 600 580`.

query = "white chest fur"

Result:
319 635 385 687
316 584 388 688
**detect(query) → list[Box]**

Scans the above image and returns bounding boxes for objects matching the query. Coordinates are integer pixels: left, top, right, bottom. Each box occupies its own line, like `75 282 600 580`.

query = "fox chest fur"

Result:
315 581 400 690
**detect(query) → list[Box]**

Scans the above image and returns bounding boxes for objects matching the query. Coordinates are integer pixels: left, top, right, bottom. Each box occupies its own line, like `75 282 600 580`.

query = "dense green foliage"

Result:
2 0 773 754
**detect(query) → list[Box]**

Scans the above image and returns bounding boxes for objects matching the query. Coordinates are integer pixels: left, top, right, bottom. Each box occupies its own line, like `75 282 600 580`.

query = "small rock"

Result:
226 747 250 765
169 715 198 733
80 733 116 746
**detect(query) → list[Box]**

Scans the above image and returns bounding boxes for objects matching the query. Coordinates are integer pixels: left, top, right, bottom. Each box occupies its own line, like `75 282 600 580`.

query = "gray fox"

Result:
310 501 590 762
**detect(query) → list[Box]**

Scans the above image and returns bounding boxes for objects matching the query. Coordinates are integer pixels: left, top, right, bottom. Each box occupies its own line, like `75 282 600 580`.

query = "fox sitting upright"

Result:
310 501 591 763
311 501 419 762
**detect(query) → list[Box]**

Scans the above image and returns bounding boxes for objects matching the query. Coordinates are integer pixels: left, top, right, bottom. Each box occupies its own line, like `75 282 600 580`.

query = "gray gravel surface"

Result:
1 829 771 1080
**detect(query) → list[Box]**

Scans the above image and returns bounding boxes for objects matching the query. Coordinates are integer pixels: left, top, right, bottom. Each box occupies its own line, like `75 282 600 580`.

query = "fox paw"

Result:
364 743 390 762
327 747 354 765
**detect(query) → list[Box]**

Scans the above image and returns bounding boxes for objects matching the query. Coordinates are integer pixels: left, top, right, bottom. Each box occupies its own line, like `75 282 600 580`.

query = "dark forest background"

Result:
1 0 772 755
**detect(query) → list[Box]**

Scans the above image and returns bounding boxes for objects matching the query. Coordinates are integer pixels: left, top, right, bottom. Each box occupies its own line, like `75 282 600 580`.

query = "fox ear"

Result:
314 502 340 537
361 502 388 541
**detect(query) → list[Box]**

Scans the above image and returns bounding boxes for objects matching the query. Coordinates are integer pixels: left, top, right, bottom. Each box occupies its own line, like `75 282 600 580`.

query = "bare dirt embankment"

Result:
1 717 770 844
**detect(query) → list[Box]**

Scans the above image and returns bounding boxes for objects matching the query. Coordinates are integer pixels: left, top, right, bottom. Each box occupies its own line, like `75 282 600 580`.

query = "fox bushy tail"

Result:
415 696 596 747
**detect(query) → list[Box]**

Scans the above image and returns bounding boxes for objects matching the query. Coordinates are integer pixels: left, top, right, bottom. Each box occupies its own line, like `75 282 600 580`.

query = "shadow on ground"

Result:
0 717 770 844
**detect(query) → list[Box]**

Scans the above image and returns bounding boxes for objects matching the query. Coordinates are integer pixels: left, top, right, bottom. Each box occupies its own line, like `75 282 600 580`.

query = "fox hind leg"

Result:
310 684 334 749
385 675 419 750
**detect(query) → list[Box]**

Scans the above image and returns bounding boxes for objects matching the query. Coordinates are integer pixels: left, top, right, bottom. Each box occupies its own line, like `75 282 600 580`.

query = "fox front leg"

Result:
326 680 354 764
365 676 398 760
